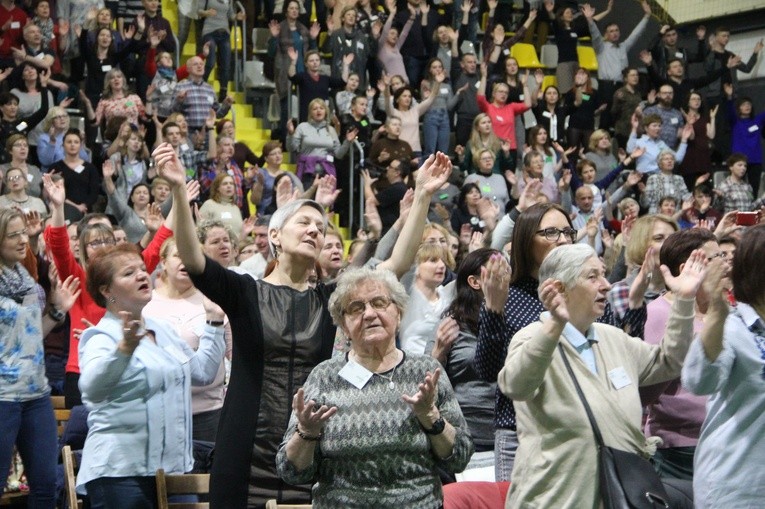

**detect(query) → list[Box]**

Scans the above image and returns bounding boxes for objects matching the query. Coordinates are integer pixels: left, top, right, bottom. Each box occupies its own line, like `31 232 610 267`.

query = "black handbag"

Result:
558 344 670 509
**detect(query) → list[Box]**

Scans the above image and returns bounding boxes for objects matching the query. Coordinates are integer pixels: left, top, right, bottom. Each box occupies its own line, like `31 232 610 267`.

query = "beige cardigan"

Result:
499 297 695 509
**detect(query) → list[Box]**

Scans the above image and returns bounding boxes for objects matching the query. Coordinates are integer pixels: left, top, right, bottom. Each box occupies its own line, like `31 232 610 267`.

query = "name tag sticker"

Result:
221 212 232 219
481 184 491 193
475 81 481 89
670 117 678 125
570 32 578 38
36 53 45 60
357 41 364 50
159 84 169 93
206 95 214 104
73 165 85 174
339 360 373 389
496 115 504 122
10 21 20 29
180 143 190 152
439 193 449 200
503 49 510 55
675 51 683 58
16 122 27 131
581 93 591 101
608 366 632 390
749 125 760 133
26 173 33 182
440 86 449 94
542 111 552 118
326 155 334 162
101 64 112 72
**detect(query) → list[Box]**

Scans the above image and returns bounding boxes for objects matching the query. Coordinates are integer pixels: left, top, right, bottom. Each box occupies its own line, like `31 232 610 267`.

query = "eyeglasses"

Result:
536 227 577 243
6 174 23 182
86 238 116 249
344 296 392 317
6 228 28 239
12 142 27 148
707 252 726 261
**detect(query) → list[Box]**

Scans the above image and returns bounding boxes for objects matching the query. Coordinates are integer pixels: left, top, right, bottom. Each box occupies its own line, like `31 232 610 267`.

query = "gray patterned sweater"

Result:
277 353 474 508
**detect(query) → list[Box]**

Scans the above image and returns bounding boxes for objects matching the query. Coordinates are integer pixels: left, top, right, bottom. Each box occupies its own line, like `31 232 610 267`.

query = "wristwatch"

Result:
48 307 66 322
422 415 446 435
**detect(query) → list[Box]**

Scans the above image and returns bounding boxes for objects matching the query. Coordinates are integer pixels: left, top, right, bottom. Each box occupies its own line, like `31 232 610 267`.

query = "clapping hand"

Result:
480 251 511 313
539 278 569 325
293 387 337 436
315 175 341 208
118 311 146 355
401 368 441 419
660 248 708 299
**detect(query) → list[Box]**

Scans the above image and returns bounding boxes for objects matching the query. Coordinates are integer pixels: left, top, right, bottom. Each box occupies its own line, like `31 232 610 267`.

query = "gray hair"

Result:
328 267 409 326
196 219 238 250
538 244 598 292
268 199 327 257
656 149 676 164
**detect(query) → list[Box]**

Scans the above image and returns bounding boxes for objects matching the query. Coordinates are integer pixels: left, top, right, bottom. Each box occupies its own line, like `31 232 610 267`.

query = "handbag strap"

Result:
558 343 605 448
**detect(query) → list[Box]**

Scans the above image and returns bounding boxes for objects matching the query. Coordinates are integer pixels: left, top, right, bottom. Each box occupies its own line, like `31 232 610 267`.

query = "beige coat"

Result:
499 298 695 508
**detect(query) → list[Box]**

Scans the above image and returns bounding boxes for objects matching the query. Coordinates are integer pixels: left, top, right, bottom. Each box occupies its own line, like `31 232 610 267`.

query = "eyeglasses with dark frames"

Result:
535 227 577 243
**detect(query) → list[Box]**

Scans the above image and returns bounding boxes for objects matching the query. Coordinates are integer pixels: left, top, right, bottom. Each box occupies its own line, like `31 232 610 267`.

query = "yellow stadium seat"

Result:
577 45 599 72
510 43 542 68
541 75 558 91
319 32 332 59
231 26 243 51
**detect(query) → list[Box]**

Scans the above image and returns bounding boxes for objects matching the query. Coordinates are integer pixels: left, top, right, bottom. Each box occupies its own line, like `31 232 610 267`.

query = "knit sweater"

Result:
500 297 695 508
276 353 474 509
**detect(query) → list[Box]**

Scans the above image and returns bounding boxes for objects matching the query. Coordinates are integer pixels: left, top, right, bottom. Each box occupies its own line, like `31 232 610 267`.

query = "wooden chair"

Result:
155 469 210 509
51 396 71 438
62 445 82 509
264 500 312 509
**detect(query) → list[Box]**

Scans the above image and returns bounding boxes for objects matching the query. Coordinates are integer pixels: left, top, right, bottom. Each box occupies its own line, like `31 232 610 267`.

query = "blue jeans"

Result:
202 29 232 95
422 108 451 161
0 396 58 508
87 476 198 509
494 428 519 482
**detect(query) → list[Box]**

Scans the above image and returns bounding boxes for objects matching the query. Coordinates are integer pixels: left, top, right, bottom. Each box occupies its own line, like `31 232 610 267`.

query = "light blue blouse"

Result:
75 312 225 493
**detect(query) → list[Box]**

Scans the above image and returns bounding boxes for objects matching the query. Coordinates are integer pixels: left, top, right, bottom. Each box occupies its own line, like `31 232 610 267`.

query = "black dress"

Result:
190 259 336 509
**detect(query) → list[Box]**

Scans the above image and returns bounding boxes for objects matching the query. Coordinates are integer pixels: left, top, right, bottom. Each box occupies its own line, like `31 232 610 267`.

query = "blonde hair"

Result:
468 113 501 157
625 214 678 266
588 129 611 152
422 223 456 270
42 106 68 132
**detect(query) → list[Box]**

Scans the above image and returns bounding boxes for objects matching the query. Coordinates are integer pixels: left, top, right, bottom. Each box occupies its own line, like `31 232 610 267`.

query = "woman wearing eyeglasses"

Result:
0 134 44 197
474 202 617 480
38 107 91 172
0 208 80 507
0 167 48 217
276 267 474 508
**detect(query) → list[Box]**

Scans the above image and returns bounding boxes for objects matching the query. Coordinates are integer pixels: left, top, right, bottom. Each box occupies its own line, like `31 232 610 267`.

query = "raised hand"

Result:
518 178 542 211
293 387 337 436
581 3 595 20
431 317 460 364
186 178 201 203
661 248 708 299
24 210 42 238
641 0 651 16
152 143 187 189
49 274 81 314
342 52 354 66
460 0 472 15
42 173 65 207
118 310 146 355
625 170 642 188
269 19 281 38
539 278 569 324
639 50 652 65
469 231 484 252
144 202 164 233
401 368 441 417
415 153 451 195
504 169 517 186
275 174 299 208
315 175 341 208
480 251 511 313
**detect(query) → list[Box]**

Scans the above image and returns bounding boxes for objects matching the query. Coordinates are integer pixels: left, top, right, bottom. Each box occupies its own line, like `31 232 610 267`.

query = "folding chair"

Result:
62 445 82 509
577 45 599 72
155 469 210 509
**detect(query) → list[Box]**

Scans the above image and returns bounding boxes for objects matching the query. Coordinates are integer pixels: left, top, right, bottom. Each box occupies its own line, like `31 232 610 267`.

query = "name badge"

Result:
439 192 449 200
440 86 449 94
675 51 683 58
357 41 364 50
180 143 190 152
749 125 760 133
338 359 373 389
101 64 112 72
36 53 45 60
326 154 334 162
360 119 368 126
159 84 169 93
16 121 27 131
542 111 552 118
503 49 509 55
73 164 85 174
10 21 20 29
481 184 491 193
26 173 33 182
581 93 590 101
206 95 214 104
670 117 678 125
475 81 481 89
445 49 451 57
570 32 578 38
519 94 524 100
165 344 190 364
496 115 504 122
608 366 632 390
221 211 232 219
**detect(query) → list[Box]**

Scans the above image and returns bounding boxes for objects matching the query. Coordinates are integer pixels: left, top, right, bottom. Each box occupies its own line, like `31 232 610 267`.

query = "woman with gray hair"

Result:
276 267 473 508
153 142 453 508
498 243 706 508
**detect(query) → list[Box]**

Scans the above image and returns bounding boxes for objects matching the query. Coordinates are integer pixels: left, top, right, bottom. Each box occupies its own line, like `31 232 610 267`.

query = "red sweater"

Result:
44 224 173 374
477 95 529 149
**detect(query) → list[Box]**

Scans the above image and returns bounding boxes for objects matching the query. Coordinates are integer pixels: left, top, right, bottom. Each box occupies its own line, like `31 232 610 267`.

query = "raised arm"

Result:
376 153 451 278
153 143 206 273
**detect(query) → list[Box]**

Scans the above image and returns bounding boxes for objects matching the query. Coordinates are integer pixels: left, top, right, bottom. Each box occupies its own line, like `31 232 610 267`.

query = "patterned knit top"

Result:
277 352 474 508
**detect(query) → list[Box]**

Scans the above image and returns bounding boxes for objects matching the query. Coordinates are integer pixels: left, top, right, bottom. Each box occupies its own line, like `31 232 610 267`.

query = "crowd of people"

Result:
1 0 765 507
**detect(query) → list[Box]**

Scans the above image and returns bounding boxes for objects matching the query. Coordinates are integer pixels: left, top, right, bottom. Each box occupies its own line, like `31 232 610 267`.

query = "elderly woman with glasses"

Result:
276 267 474 508
38 107 91 172
0 134 43 197
499 243 706 507
475 202 617 481
0 166 48 217
154 141 453 508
